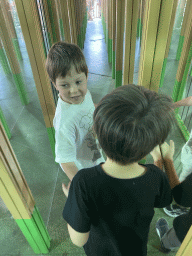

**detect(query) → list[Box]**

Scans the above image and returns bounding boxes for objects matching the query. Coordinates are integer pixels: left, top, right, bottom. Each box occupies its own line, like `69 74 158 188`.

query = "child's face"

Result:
54 65 87 104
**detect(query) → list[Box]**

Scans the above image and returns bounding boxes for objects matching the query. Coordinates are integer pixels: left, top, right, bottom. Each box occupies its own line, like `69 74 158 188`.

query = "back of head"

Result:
46 41 88 83
93 84 175 165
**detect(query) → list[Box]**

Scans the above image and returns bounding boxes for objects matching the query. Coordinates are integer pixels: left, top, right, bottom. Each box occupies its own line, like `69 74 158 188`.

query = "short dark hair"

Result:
46 41 88 83
93 84 175 165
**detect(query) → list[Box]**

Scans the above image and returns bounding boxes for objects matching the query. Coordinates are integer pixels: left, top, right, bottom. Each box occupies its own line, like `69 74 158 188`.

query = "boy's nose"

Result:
70 84 78 94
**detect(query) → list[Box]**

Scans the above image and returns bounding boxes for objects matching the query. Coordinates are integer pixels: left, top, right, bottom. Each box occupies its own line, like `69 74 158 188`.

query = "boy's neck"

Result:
102 158 146 179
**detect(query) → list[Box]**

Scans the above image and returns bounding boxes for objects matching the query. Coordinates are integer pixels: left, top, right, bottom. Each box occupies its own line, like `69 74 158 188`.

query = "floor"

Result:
0 15 191 255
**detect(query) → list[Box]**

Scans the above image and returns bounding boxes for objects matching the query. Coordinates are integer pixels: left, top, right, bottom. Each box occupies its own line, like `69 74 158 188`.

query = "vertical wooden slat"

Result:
47 0 60 43
138 0 161 89
0 38 11 74
67 0 77 44
123 0 139 85
2 0 22 60
108 0 112 63
176 0 191 60
14 0 55 155
0 2 28 105
115 0 125 87
112 0 116 79
58 0 72 43
54 0 64 40
159 0 178 88
172 0 192 103
150 0 175 92
0 121 50 254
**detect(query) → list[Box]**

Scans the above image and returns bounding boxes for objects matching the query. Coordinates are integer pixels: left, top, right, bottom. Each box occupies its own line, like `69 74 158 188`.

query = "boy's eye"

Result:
62 84 68 88
76 81 81 85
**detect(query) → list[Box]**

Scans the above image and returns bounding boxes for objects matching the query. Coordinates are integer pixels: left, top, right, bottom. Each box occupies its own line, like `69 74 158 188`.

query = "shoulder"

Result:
72 165 101 186
143 164 169 180
142 164 163 173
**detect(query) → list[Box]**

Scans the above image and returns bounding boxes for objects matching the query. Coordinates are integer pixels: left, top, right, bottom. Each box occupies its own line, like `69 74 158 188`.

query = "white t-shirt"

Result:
53 90 105 170
180 129 192 182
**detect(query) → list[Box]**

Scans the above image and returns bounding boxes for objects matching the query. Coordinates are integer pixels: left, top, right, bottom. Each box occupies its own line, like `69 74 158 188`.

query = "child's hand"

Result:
160 140 175 161
183 96 192 106
174 96 192 108
150 140 175 161
150 145 161 162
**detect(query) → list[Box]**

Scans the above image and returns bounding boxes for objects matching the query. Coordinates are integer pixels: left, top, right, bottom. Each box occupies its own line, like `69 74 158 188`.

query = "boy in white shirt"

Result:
46 42 105 197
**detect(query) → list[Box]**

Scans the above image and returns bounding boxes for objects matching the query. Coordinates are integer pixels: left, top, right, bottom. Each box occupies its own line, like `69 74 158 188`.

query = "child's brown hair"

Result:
93 84 176 165
46 42 88 83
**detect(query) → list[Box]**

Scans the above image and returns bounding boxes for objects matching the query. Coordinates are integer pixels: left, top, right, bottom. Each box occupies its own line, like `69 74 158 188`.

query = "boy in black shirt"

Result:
63 84 175 256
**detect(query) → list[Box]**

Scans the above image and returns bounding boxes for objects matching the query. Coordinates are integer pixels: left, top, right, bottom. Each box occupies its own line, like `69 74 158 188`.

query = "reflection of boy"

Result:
63 85 175 256
151 141 192 253
180 129 192 182
46 42 104 197
163 96 192 217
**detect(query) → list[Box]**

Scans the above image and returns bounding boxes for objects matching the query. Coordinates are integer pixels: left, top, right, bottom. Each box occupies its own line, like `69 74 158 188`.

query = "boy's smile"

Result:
54 66 87 104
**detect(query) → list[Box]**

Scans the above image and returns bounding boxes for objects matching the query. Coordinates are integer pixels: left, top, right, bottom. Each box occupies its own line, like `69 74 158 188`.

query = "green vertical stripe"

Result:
43 41 47 57
48 32 52 47
0 48 11 75
47 127 55 158
12 38 22 61
33 206 51 247
106 28 109 54
15 219 42 254
0 107 11 139
172 80 181 103
175 113 190 141
108 38 112 63
140 23 143 47
177 43 192 101
176 35 184 60
77 34 82 48
47 0 57 43
15 206 50 254
13 73 28 105
80 26 84 49
112 49 116 79
59 19 65 41
190 66 192 77
159 58 167 88
116 70 122 87
137 18 142 38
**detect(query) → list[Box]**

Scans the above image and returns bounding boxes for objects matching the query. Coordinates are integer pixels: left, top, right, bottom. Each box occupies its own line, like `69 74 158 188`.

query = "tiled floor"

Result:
0 16 190 256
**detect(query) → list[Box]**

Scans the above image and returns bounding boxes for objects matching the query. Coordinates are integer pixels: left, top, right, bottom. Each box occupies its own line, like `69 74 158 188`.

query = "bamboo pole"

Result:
115 0 125 87
150 0 175 92
1 0 22 60
0 121 50 254
0 38 11 75
176 0 191 60
123 0 139 85
0 2 28 105
159 0 178 88
112 0 116 79
14 0 55 156
172 0 192 104
138 0 162 89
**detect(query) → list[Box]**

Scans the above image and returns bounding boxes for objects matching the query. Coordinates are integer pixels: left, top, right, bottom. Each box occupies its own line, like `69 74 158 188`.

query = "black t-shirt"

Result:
173 173 192 243
63 164 172 256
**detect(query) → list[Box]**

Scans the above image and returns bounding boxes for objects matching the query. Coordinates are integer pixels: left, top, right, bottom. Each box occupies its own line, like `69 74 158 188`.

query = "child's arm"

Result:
67 224 90 247
150 141 180 189
173 96 192 109
61 162 78 181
